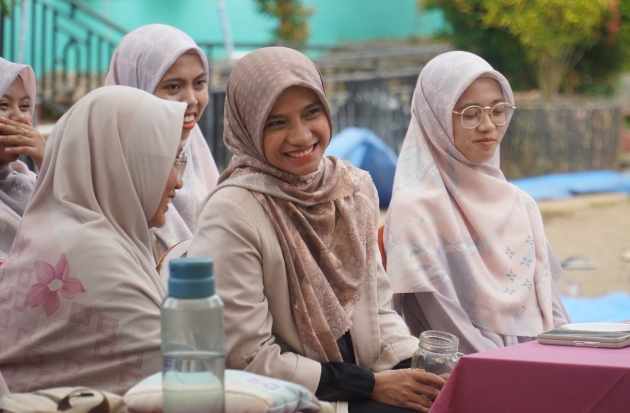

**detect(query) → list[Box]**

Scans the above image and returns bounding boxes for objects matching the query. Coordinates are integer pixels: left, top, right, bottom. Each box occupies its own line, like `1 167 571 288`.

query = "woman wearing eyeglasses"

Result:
0 86 185 393
384 51 569 355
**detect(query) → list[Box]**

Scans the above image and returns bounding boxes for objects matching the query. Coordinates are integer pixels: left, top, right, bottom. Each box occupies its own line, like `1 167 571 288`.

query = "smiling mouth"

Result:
285 143 317 158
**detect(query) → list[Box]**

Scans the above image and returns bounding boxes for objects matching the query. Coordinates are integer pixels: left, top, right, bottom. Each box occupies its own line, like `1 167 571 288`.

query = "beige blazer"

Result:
189 186 418 396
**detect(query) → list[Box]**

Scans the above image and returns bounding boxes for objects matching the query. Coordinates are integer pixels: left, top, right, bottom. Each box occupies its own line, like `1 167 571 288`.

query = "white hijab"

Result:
105 24 220 253
0 86 185 393
0 57 37 257
385 51 557 337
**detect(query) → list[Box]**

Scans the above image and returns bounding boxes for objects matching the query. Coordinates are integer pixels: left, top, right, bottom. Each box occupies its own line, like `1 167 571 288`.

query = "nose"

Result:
477 109 496 131
182 85 198 108
288 121 311 146
7 108 26 123
175 177 184 190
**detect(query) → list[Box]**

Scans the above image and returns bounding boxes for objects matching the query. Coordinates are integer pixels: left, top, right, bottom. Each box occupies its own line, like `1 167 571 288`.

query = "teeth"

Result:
286 145 314 158
184 115 195 123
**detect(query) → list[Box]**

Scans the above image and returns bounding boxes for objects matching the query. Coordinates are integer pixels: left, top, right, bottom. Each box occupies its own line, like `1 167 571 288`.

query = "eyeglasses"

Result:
174 151 188 181
452 102 516 129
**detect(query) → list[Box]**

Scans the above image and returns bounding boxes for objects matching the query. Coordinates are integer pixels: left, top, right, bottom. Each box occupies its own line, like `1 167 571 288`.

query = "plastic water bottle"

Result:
161 257 225 413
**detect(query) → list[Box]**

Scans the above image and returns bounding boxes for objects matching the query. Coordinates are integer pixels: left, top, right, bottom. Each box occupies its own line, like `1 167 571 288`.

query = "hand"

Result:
372 369 446 412
0 116 47 169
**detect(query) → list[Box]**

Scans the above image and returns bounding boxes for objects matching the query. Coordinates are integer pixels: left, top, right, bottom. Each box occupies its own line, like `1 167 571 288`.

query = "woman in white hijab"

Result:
105 24 220 257
0 85 185 394
384 51 569 355
0 57 46 257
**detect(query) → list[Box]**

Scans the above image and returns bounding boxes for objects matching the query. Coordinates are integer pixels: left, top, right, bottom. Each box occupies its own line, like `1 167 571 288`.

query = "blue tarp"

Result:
510 170 630 201
325 127 398 207
561 291 630 323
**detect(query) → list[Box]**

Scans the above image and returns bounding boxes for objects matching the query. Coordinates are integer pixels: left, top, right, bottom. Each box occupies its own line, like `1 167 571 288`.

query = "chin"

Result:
180 129 192 141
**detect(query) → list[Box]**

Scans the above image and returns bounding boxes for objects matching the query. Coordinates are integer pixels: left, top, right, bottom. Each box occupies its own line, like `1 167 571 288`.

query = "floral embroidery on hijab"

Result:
27 253 85 316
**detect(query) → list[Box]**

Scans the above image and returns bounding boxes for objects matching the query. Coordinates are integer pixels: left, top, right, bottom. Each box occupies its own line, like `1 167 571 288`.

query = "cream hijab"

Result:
0 57 37 257
218 47 376 362
105 24 220 252
385 51 556 337
0 86 185 393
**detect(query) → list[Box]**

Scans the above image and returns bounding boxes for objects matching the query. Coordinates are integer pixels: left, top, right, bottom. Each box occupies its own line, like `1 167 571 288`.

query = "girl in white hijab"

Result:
384 51 569 355
0 58 46 257
0 85 185 394
105 24 220 257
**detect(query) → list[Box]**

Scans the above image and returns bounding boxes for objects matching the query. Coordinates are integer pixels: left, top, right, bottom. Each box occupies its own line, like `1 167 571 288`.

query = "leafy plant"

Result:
1 0 18 16
254 0 313 43
424 0 626 99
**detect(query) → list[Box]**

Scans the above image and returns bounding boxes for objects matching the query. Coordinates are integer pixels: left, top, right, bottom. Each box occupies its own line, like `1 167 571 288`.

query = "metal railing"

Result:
0 0 127 115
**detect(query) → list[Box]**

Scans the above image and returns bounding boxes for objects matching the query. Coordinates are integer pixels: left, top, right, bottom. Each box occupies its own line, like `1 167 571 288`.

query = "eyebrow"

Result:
1 93 30 101
266 100 322 121
160 72 207 84
455 97 505 111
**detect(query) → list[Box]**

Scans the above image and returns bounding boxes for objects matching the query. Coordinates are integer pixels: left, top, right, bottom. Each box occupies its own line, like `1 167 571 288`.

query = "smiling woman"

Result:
262 86 331 176
105 24 219 258
188 47 446 413
0 57 45 257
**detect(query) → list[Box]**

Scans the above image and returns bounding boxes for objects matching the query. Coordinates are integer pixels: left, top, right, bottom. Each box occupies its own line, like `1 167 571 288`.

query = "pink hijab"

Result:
105 24 220 252
0 57 37 257
385 51 557 337
0 86 184 394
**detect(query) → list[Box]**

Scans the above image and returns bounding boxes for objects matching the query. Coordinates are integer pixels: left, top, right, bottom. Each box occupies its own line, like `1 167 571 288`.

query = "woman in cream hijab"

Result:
384 51 569 355
0 86 185 394
189 47 445 413
0 57 46 257
105 24 220 257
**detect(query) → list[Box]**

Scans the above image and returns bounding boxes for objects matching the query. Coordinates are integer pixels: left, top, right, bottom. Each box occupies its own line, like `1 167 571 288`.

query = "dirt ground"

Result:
539 193 630 297
380 193 630 298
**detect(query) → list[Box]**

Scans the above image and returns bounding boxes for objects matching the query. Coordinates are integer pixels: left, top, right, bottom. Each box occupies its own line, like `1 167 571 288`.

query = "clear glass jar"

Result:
411 330 464 376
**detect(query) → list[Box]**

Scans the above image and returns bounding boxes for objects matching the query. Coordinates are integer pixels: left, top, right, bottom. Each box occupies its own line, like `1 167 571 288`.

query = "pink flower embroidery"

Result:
27 254 85 317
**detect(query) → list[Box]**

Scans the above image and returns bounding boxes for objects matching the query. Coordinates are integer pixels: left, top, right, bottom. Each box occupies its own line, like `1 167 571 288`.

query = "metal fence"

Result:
0 0 126 115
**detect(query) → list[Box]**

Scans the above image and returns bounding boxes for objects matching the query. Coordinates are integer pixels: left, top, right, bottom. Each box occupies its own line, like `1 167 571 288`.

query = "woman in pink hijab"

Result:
105 24 220 257
0 86 185 394
384 51 570 355
0 58 46 257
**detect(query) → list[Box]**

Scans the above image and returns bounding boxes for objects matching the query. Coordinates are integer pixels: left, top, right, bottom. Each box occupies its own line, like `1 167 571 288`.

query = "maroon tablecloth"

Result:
431 340 630 413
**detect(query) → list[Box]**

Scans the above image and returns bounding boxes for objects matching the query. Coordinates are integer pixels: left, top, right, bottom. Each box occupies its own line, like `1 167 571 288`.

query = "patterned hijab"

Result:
105 24 220 252
218 47 376 362
385 51 557 337
0 86 184 393
0 57 37 257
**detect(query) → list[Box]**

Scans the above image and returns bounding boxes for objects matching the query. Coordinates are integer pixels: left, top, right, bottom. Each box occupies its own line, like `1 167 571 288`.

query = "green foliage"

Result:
424 0 630 98
254 0 313 43
1 0 18 16
569 0 630 95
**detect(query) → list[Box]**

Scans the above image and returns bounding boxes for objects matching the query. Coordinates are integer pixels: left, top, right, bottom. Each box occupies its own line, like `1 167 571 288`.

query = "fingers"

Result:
0 116 33 128
410 369 447 390
0 134 29 147
0 119 36 138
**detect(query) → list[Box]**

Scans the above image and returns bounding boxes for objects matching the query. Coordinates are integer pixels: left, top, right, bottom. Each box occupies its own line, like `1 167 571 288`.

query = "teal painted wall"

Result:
2 0 444 76
82 0 444 50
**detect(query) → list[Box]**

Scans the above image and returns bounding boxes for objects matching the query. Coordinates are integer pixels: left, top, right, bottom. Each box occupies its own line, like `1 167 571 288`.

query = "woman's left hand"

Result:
0 116 47 169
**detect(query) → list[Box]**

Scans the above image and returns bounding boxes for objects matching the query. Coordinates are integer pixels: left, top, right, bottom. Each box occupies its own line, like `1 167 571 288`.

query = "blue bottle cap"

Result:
168 257 214 298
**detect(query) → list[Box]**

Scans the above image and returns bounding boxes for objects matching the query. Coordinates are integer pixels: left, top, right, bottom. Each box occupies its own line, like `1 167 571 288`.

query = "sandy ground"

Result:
380 193 630 298
539 193 630 297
